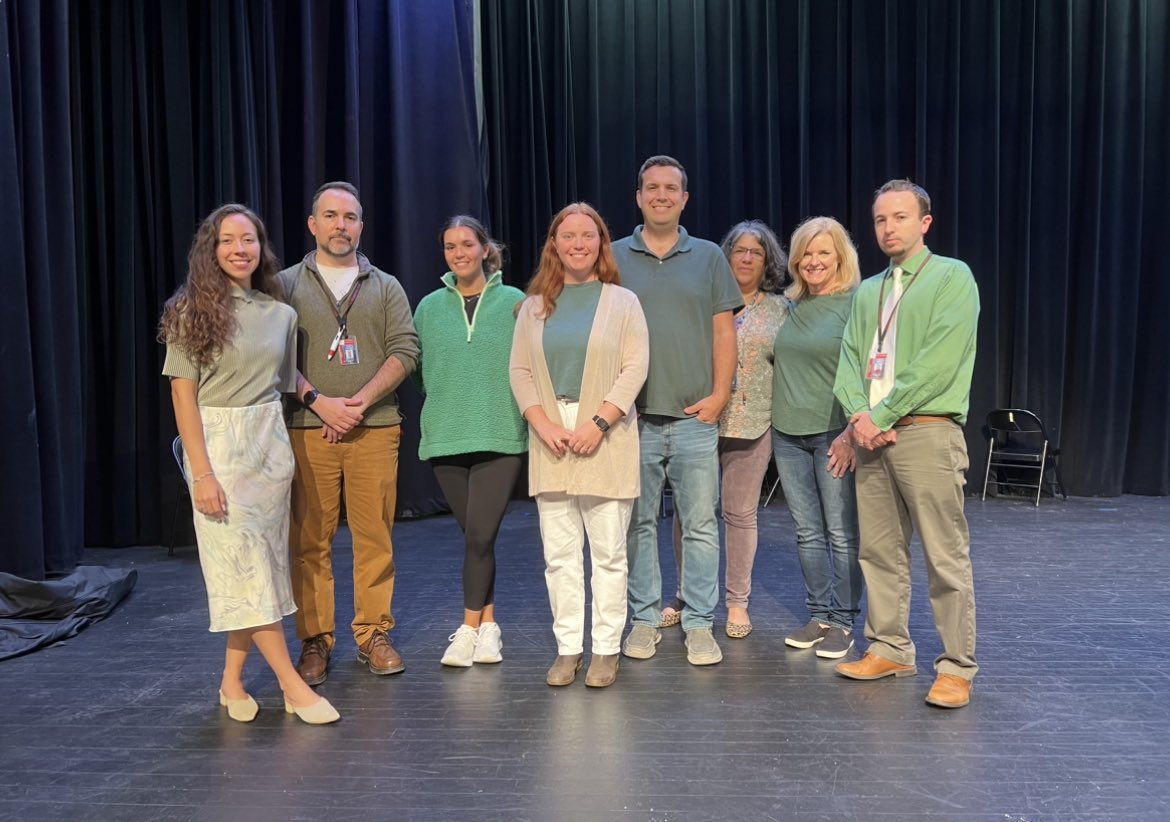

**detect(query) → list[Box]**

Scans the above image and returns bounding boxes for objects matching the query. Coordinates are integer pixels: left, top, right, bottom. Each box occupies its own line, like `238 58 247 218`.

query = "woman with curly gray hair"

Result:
662 220 789 639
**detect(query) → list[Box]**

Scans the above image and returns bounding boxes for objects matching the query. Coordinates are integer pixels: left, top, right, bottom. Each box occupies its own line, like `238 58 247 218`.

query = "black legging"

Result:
430 451 522 611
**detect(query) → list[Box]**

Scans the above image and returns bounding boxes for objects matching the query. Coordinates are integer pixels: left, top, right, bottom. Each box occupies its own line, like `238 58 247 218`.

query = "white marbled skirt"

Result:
187 400 296 632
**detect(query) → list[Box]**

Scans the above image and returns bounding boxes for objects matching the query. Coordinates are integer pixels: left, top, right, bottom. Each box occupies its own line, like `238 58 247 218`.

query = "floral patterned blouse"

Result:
719 292 788 440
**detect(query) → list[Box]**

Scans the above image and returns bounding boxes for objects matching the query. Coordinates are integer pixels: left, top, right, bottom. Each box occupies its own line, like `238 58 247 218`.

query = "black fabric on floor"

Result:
0 566 137 660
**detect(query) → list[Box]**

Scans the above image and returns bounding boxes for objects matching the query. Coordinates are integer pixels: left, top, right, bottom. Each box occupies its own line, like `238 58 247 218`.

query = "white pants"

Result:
536 401 633 655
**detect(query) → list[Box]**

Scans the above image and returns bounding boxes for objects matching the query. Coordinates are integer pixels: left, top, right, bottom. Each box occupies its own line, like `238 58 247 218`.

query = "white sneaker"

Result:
441 624 478 667
473 622 503 664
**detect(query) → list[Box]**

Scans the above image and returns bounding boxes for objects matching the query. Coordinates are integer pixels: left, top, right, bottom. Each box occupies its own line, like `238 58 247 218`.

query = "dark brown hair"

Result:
440 215 504 274
158 204 283 368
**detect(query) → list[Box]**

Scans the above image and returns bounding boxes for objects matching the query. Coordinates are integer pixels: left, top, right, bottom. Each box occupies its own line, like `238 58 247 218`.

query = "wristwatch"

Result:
592 415 611 433
303 389 320 408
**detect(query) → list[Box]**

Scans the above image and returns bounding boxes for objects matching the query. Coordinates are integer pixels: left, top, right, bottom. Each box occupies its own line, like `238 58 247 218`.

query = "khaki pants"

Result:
854 421 978 679
289 425 400 648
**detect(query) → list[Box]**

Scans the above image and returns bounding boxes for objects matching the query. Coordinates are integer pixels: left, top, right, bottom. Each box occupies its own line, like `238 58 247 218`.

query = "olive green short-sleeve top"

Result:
162 285 297 407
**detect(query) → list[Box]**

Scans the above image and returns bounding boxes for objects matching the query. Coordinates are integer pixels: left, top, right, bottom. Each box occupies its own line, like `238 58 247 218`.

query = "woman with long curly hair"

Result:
160 203 339 725
510 203 649 688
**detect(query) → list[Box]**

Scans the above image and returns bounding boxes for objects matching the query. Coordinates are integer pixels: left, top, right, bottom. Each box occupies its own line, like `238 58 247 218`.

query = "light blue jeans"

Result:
771 427 862 631
627 415 721 630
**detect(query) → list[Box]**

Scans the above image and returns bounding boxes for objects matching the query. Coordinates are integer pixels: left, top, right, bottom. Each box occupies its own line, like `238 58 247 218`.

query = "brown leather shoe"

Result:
546 653 583 686
297 635 331 686
835 651 917 680
926 673 972 708
584 654 619 688
357 632 405 675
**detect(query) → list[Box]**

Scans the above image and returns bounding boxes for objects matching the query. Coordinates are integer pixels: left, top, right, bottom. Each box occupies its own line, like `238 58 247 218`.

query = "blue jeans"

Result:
627 415 721 630
771 428 862 631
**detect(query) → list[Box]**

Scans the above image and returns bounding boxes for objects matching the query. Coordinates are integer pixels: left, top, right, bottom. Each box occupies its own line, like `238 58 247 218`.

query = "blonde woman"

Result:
772 216 863 660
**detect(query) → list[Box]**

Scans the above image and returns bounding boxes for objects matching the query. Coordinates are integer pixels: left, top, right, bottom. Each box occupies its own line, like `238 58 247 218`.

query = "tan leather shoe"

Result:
546 653 583 686
835 651 917 680
357 631 405 675
584 654 619 688
926 673 972 708
297 635 331 686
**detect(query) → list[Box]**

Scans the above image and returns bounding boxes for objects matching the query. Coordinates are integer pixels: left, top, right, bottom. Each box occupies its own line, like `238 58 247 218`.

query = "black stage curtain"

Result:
482 0 1170 497
4 1 1168 571
3 0 490 569
1 0 84 578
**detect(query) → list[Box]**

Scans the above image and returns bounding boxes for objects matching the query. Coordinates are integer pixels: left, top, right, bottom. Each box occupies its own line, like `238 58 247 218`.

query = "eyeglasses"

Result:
731 246 765 260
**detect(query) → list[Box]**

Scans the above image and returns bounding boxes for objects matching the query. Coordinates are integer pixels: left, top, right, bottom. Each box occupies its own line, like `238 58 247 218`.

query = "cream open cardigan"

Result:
509 283 649 499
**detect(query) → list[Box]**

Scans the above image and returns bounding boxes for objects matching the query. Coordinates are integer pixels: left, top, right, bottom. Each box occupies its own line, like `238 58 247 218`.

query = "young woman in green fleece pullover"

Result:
413 215 527 668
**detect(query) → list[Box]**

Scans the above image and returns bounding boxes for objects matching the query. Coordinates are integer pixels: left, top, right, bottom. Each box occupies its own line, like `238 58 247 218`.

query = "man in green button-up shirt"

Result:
832 179 980 709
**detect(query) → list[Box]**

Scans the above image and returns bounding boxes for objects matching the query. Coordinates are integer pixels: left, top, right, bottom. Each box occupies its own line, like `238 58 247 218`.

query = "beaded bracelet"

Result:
193 471 215 483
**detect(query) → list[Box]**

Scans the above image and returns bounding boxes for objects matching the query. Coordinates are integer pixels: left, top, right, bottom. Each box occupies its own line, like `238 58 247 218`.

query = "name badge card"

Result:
867 352 888 380
339 337 360 365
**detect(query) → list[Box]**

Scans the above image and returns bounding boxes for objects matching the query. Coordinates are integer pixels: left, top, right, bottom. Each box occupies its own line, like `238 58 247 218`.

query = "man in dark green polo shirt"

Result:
833 179 980 708
613 155 743 666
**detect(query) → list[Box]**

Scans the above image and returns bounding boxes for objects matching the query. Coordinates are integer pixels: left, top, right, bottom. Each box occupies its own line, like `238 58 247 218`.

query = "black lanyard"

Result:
875 253 931 352
314 274 364 360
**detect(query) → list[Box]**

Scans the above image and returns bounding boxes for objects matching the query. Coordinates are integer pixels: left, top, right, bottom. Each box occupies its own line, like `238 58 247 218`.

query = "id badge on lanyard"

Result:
327 326 360 365
325 279 363 365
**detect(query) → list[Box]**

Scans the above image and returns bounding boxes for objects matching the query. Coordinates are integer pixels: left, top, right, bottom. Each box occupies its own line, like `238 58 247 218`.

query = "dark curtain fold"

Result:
1 0 83 577
481 0 1170 497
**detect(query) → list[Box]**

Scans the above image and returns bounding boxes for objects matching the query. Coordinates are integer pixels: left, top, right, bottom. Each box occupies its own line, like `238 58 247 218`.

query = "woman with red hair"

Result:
510 203 649 688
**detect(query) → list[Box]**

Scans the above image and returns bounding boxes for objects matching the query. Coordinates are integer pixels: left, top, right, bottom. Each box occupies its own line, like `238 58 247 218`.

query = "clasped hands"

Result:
849 411 898 451
535 418 604 457
314 394 366 443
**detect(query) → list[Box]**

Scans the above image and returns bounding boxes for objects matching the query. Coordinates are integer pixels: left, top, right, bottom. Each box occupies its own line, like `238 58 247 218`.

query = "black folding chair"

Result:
981 409 1066 506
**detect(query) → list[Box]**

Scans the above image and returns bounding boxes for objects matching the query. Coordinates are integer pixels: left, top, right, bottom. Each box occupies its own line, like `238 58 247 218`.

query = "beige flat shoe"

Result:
284 695 340 725
219 689 259 722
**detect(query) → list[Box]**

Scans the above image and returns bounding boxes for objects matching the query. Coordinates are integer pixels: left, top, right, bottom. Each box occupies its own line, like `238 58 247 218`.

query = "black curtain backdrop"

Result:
1 0 84 579
3 0 489 573
3 0 1167 574
482 0 1170 499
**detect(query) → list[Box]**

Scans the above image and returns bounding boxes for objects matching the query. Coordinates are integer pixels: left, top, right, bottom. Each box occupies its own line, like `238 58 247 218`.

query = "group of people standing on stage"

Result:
159 153 981 726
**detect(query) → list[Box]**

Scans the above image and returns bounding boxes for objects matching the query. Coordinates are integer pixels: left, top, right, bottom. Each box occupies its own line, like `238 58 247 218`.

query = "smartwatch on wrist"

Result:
303 389 320 408
592 415 610 433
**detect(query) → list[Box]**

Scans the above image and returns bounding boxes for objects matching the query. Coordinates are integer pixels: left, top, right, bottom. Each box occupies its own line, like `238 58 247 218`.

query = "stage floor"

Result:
1 494 1168 821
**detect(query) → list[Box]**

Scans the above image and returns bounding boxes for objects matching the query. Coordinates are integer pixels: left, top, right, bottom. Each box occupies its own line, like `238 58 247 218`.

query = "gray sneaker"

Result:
685 627 723 665
815 626 855 659
622 624 662 659
785 620 831 649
